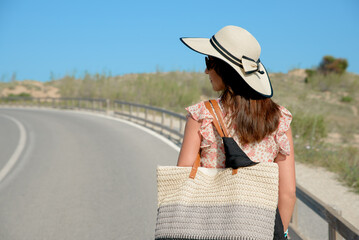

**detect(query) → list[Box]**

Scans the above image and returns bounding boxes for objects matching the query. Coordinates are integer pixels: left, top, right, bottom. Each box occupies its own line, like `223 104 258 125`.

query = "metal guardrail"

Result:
0 97 187 144
1 97 359 240
112 100 186 144
0 97 108 112
291 184 359 240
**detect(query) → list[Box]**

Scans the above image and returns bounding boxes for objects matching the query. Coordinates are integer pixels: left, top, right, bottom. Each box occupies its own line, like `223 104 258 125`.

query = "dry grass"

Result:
270 70 359 192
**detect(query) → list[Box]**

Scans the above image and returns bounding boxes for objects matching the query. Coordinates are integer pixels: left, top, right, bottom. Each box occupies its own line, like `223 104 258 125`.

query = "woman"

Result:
177 26 296 238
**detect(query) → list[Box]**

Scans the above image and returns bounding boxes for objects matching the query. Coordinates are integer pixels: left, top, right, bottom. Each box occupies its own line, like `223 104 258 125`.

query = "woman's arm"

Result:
274 127 296 231
177 117 201 167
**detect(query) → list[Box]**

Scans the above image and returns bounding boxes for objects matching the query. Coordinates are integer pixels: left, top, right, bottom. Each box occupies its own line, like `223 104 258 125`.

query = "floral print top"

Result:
186 99 292 168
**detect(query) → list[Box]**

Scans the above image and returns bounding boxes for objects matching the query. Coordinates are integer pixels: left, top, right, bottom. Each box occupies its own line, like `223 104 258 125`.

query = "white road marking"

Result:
0 114 27 183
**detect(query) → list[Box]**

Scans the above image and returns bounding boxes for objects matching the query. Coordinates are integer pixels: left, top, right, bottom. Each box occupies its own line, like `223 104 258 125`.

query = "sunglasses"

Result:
205 56 215 70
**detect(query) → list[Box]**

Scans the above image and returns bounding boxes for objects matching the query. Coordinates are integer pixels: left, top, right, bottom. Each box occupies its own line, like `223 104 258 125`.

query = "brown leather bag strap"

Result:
189 101 222 179
189 153 201 179
209 99 229 137
204 101 225 137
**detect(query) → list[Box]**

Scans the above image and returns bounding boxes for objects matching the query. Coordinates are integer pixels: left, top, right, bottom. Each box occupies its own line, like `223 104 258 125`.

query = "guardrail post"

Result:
161 112 165 133
106 99 110 114
329 207 343 240
179 119 183 133
144 108 148 126
113 101 117 112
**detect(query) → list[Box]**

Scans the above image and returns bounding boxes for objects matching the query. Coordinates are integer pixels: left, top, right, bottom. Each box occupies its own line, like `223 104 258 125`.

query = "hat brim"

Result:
180 37 273 98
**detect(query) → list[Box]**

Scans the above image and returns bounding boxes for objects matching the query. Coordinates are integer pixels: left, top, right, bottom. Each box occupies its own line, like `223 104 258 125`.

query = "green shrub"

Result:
318 55 348 75
8 92 32 98
341 96 353 103
305 69 316 76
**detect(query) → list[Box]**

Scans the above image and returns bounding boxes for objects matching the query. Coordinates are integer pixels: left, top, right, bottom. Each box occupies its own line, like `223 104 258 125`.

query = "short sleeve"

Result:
275 106 292 156
185 101 216 148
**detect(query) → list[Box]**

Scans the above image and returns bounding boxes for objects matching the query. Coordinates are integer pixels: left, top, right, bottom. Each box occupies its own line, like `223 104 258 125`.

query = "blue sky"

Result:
0 0 358 82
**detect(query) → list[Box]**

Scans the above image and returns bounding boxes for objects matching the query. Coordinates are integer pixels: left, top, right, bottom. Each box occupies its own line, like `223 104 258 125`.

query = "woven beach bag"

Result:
155 100 281 240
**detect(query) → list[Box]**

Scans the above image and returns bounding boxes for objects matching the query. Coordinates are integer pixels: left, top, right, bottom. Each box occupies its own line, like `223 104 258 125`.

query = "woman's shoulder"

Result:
277 105 292 132
279 105 292 118
185 99 220 121
185 101 206 121
273 105 292 156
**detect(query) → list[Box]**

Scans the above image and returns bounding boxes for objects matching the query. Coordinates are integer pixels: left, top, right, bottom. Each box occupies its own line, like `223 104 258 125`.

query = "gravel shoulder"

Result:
295 162 359 229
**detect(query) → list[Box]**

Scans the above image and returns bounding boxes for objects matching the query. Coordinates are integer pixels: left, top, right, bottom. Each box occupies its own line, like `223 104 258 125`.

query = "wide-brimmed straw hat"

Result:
180 25 273 98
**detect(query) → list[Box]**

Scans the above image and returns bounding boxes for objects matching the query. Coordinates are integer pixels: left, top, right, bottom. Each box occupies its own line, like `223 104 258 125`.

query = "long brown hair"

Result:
211 57 281 145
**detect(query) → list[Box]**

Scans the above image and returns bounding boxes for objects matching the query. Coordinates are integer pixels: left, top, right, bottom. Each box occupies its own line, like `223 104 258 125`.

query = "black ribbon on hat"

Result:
210 35 264 75
241 56 265 75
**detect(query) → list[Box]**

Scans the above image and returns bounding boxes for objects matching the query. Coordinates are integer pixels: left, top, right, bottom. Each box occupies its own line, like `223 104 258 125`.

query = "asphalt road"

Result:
0 108 178 240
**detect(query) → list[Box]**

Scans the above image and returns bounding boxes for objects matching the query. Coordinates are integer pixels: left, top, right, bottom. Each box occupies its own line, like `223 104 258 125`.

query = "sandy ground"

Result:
1 80 60 98
295 162 359 229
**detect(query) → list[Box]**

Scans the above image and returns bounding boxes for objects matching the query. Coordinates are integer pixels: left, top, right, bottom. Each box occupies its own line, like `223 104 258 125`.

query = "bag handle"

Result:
189 154 201 179
208 100 230 137
204 101 225 137
189 100 237 179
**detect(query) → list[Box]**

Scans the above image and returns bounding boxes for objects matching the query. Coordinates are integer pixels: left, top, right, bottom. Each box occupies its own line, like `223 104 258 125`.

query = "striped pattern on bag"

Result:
155 163 279 240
